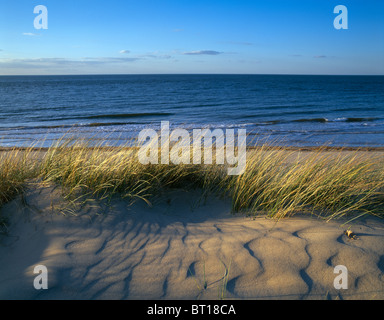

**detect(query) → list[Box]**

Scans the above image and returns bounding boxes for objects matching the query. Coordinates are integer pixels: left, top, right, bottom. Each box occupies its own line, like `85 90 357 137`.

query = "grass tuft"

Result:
0 136 383 228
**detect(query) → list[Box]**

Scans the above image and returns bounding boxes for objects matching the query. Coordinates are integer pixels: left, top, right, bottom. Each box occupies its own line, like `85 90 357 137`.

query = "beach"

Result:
2 0 384 303
0 148 383 300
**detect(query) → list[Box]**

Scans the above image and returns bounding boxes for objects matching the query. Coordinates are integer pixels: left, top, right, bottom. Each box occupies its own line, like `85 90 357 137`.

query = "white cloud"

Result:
139 52 172 59
0 57 141 70
182 50 222 56
119 50 130 54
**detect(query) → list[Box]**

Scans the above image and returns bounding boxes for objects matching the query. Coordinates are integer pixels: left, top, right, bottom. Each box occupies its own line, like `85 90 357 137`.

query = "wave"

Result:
293 118 329 123
259 117 382 125
3 115 382 132
345 117 379 122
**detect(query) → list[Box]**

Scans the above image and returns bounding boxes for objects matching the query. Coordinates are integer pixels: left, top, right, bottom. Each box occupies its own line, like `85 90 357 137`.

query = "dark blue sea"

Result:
0 74 383 147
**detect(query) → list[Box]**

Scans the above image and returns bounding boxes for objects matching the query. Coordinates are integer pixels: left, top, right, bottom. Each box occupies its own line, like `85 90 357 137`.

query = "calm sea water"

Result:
0 74 383 147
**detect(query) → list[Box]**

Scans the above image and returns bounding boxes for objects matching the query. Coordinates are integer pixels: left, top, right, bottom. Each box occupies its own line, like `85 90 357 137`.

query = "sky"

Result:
0 0 383 75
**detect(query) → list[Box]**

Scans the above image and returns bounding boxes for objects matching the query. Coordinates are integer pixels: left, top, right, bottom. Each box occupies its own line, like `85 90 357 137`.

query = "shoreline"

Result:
1 145 384 152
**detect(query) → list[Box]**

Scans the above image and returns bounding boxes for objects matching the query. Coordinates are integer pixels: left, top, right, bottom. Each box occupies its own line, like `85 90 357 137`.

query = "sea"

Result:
0 74 383 148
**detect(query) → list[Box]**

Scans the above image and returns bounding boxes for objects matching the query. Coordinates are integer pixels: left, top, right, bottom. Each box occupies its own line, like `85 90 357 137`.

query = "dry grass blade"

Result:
1 136 383 228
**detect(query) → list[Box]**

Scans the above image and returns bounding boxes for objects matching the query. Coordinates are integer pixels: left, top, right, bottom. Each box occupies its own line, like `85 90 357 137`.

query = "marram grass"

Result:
0 145 42 232
0 137 384 228
224 147 384 221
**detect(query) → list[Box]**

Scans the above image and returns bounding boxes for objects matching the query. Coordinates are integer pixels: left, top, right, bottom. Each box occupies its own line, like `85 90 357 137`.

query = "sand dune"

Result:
0 183 384 300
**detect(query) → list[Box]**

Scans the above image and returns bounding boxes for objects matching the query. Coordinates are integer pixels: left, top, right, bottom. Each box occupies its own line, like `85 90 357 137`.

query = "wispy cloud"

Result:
120 50 172 59
0 57 141 69
22 32 39 36
142 54 172 59
182 50 222 56
83 57 141 63
139 51 172 59
314 55 327 58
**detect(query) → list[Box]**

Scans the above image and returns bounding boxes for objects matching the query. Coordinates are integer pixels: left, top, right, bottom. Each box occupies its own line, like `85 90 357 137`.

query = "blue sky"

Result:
0 0 383 75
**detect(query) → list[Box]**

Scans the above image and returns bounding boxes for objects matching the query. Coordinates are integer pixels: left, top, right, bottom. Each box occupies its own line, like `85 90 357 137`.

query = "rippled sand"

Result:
1 184 383 300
